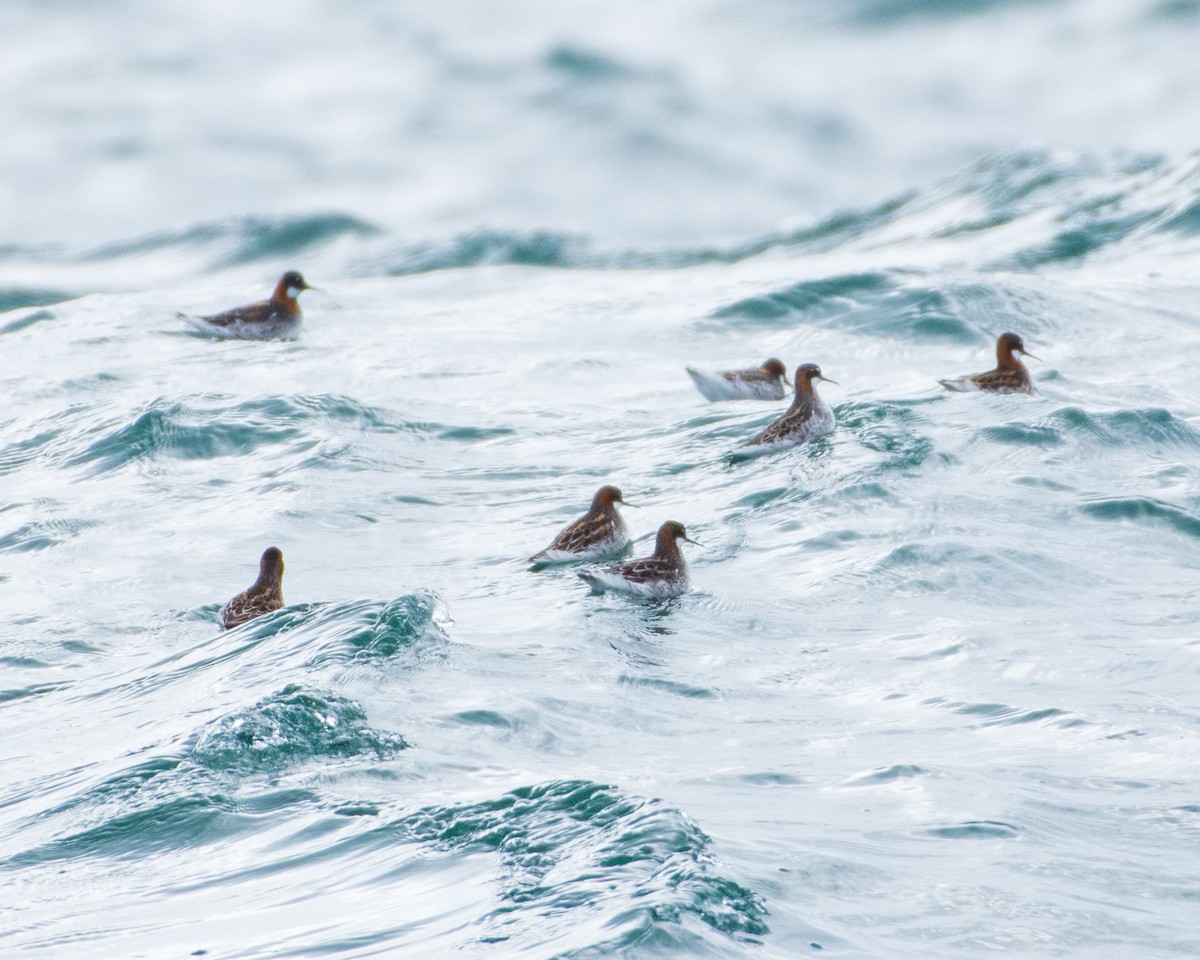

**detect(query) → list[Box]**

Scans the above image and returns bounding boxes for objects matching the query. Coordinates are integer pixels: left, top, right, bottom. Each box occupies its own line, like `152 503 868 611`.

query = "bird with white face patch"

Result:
740 362 837 451
938 332 1039 395
578 520 700 598
178 271 314 340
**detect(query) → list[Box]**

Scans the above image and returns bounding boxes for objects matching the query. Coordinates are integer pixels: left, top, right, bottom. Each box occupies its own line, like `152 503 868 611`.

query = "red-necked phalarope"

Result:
530 484 634 563
686 357 790 401
220 547 285 628
742 363 837 450
939 332 1039 394
578 520 699 598
179 271 313 340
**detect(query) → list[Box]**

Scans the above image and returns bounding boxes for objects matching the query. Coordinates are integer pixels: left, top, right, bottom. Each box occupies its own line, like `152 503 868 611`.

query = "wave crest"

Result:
395 779 769 949
189 684 407 774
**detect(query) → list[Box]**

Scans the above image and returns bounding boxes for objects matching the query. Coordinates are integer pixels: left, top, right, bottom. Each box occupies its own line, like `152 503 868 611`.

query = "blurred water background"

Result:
2 0 1200 956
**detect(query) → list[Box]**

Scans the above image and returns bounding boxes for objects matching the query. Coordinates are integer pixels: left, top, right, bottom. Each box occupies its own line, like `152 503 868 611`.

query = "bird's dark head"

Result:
259 546 285 584
996 331 1039 363
277 271 312 300
762 358 788 381
794 363 836 390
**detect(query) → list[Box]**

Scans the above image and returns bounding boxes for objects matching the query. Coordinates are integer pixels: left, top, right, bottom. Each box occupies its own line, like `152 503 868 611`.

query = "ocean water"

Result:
3 1 1200 957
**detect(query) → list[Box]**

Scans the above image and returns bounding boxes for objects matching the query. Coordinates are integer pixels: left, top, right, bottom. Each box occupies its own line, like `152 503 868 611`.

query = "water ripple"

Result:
1078 496 1200 539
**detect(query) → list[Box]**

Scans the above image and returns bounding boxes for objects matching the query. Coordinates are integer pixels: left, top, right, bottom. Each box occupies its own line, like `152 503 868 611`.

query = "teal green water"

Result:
3 2 1200 957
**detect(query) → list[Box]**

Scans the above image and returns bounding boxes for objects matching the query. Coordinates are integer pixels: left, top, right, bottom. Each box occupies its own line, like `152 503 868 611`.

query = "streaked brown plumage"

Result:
939 332 1039 394
578 520 699 597
744 363 837 448
687 357 791 401
530 485 632 563
220 547 285 629
178 271 313 340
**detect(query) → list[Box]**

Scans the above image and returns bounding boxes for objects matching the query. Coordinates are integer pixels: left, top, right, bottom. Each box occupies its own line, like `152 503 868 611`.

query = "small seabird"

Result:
530 484 633 563
220 547 285 629
179 271 314 340
939 332 1039 395
686 358 790 401
578 520 699 598
742 363 837 449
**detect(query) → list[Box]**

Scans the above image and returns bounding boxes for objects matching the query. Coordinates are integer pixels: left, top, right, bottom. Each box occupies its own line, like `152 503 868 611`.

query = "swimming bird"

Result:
742 363 837 449
530 484 633 563
578 520 698 598
686 358 790 401
938 332 1039 394
178 271 313 340
220 547 285 628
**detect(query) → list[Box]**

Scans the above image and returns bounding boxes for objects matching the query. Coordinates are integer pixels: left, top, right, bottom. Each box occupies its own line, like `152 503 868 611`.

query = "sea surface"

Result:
2 1 1200 957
